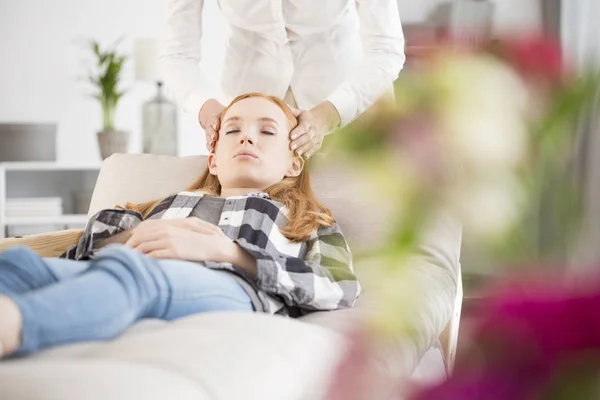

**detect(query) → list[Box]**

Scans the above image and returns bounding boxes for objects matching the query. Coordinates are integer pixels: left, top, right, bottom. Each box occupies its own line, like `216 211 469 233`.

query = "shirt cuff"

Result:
233 239 278 291
325 85 358 127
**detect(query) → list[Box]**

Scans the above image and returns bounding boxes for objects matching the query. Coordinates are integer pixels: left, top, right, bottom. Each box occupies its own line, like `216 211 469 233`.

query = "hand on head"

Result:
288 106 323 159
199 98 226 153
288 101 341 159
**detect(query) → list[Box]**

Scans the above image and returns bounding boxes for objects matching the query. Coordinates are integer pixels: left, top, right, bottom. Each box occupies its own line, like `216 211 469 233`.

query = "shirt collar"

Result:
222 192 270 200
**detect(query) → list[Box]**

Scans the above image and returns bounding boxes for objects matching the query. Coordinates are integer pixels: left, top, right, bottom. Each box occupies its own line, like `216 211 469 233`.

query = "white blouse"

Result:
159 0 406 126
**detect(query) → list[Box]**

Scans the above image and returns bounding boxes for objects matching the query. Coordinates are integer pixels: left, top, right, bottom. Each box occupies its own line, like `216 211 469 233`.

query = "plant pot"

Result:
97 130 129 160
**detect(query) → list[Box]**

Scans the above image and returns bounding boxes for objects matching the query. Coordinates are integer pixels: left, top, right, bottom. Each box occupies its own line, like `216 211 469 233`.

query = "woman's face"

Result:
208 97 303 191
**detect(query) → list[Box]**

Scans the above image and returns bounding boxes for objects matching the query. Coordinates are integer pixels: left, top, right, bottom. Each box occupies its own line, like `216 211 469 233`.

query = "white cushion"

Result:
88 154 207 217
0 313 344 400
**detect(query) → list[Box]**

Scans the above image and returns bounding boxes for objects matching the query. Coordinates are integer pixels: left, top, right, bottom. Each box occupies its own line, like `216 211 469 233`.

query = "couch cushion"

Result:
88 154 207 217
0 313 344 400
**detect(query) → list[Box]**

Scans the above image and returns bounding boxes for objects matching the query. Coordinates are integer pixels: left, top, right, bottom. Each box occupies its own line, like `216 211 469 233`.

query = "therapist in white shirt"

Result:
160 0 406 158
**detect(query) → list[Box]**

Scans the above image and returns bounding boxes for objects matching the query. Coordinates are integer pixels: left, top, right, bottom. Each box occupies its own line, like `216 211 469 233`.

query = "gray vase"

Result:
97 130 129 160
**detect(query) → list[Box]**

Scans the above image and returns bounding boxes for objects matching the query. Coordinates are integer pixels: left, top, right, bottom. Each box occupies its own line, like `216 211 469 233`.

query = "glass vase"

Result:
142 81 178 156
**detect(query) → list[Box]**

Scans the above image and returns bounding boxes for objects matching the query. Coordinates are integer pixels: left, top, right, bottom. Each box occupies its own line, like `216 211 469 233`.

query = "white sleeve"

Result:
159 0 217 115
326 0 406 127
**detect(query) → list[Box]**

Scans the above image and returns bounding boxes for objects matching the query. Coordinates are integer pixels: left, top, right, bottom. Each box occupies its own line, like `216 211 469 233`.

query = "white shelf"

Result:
0 163 100 238
0 162 100 171
4 214 88 226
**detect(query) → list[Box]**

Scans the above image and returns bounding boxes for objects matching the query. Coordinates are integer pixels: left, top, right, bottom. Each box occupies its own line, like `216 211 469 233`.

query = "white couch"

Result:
0 154 462 399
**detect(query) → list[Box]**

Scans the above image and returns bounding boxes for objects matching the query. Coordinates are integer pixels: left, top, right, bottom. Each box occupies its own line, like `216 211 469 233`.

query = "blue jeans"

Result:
0 245 253 355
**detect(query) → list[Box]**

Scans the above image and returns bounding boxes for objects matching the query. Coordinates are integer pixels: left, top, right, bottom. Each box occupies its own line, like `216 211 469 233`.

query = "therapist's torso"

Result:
216 0 362 109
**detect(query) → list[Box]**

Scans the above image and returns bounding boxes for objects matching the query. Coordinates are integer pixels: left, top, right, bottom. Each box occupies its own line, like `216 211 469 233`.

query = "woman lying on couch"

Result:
0 93 360 358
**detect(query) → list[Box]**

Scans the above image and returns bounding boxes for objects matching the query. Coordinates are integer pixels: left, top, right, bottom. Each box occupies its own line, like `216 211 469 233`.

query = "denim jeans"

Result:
0 244 253 355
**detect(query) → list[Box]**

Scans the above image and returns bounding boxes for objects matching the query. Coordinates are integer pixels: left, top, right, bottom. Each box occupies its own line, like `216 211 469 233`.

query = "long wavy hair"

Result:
122 92 334 242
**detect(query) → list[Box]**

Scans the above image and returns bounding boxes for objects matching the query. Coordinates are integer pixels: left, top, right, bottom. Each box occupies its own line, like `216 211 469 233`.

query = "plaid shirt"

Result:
62 191 360 316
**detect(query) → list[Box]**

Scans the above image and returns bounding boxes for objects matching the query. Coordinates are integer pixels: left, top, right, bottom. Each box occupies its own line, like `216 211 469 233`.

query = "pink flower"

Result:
326 329 373 400
413 270 600 399
489 34 567 85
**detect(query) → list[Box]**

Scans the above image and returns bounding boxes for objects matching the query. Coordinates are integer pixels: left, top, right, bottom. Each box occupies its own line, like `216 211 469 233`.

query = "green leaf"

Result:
80 37 129 120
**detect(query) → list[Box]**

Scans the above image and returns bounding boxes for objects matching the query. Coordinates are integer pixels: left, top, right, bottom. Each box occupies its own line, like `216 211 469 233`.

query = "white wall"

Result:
0 0 541 165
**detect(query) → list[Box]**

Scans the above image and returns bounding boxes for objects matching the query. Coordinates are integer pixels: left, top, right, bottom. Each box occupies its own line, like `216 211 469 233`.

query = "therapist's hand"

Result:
199 98 226 153
289 101 341 159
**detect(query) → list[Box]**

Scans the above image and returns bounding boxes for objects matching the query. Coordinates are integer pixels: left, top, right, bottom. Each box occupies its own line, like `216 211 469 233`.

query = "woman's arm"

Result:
325 0 406 127
62 209 146 259
222 242 258 278
232 222 360 311
159 0 216 116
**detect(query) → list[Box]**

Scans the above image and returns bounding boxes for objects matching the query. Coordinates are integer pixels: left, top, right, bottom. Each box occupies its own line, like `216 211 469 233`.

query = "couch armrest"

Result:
0 229 84 258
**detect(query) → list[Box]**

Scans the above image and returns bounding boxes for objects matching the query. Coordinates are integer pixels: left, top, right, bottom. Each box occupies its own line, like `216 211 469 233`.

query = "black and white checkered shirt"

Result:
62 191 361 316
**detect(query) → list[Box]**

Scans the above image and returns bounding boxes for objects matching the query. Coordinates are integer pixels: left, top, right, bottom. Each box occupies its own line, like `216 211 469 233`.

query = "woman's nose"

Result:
239 135 254 145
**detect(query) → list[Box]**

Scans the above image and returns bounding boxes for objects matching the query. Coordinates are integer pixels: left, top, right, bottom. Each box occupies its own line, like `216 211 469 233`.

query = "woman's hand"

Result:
125 218 233 262
199 98 226 153
289 101 341 159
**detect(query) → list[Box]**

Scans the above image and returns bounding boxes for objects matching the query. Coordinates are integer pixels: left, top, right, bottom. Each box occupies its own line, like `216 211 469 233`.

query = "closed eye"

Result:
225 130 241 135
261 131 276 135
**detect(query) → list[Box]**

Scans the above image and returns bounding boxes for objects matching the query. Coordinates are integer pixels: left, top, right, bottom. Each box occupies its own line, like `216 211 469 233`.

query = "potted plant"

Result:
85 39 128 159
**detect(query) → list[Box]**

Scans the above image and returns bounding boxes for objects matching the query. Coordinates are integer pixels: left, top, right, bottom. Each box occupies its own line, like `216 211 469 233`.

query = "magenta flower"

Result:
490 34 567 85
413 271 600 399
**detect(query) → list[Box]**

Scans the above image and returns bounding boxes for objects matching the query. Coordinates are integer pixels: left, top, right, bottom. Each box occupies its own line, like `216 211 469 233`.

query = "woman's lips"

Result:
234 151 258 159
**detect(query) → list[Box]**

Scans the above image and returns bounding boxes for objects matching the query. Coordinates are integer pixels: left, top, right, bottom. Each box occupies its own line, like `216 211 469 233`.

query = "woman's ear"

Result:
285 156 305 177
208 153 218 175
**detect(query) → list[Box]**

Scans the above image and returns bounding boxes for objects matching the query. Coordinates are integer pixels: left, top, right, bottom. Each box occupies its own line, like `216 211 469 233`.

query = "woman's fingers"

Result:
296 141 315 158
133 239 170 255
287 104 303 118
303 145 319 159
203 114 221 152
126 227 173 248
126 220 217 252
293 127 320 156
299 132 323 158
185 219 224 237
212 115 221 131
290 115 311 140
290 128 312 152
146 249 172 259
205 127 219 152
205 136 213 153
183 218 217 233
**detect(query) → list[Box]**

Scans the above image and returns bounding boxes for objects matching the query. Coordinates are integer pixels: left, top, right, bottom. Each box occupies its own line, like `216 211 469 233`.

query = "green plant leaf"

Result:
80 37 129 129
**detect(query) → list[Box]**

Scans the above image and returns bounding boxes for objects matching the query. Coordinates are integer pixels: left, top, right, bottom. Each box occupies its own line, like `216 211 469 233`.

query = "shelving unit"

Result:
0 162 101 238
4 215 90 226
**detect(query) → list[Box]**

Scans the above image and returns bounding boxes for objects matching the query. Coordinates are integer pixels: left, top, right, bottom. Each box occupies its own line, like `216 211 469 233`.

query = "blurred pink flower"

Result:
390 114 445 185
412 270 600 399
326 329 372 400
490 34 566 85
